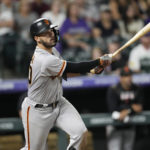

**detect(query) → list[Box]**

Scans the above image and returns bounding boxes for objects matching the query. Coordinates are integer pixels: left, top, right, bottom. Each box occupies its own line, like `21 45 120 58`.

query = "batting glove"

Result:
99 54 112 68
90 54 112 74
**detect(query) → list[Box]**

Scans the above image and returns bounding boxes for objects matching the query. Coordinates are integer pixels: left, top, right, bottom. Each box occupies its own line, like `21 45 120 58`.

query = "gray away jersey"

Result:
28 46 66 104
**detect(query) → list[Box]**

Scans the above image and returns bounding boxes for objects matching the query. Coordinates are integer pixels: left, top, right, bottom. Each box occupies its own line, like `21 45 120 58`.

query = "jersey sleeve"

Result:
41 56 66 77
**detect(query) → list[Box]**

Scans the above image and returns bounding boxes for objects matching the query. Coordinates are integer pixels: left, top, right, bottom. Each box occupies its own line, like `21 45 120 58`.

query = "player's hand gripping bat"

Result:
90 23 150 74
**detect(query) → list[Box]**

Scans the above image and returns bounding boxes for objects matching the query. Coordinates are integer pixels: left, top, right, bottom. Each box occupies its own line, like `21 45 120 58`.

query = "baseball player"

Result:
21 18 112 150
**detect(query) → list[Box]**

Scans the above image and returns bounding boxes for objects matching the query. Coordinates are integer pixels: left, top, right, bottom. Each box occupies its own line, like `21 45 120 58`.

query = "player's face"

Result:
37 29 56 48
120 75 132 90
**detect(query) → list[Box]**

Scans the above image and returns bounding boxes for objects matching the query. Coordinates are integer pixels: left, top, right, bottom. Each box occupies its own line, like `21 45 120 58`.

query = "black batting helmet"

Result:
30 18 59 42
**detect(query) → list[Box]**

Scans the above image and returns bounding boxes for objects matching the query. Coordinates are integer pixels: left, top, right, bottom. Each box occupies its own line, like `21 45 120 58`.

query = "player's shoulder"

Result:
46 48 61 61
34 49 47 62
34 49 53 65
42 55 58 67
43 52 61 67
130 44 143 54
34 47 62 66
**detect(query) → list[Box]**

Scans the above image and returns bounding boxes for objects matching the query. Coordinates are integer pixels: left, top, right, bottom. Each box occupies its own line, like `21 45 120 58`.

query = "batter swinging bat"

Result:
90 22 150 74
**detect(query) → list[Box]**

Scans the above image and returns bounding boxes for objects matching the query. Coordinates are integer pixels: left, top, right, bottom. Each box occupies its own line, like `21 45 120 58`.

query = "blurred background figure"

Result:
111 0 128 21
94 4 120 42
41 0 66 29
60 2 91 62
15 0 38 42
75 0 99 27
106 66 143 150
0 0 17 12
105 36 127 75
15 0 38 76
109 0 122 21
119 4 144 40
89 27 106 51
135 0 150 20
0 0 14 44
0 0 16 77
129 33 150 73
30 0 49 17
91 47 103 60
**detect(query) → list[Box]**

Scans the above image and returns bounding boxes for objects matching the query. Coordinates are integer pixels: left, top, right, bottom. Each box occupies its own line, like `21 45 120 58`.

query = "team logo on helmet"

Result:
44 19 50 25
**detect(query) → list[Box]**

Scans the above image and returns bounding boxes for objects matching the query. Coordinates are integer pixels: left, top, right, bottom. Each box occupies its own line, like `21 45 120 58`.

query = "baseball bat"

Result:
112 22 150 58
90 23 150 74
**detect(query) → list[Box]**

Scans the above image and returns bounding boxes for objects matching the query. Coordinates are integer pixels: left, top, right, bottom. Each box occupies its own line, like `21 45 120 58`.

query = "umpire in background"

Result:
106 66 143 150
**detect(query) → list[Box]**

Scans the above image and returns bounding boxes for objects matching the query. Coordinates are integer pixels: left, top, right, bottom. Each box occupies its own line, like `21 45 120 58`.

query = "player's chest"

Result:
119 91 135 101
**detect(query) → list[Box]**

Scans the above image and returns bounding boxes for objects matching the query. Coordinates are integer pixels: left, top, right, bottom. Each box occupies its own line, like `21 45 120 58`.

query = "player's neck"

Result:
45 48 52 54
38 44 52 54
121 83 131 90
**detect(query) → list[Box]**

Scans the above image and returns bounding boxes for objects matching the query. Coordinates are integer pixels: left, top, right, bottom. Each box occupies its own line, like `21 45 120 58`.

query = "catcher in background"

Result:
20 18 112 150
106 66 143 150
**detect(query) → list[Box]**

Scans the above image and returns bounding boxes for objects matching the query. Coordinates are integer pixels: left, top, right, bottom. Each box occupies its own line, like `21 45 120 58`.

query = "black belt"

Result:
35 101 59 109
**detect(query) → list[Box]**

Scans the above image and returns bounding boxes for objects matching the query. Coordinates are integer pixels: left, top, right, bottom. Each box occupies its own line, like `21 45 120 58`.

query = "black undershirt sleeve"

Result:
64 59 100 74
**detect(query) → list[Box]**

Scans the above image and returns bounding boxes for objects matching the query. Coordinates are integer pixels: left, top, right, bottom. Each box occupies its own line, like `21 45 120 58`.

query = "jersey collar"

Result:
35 46 54 55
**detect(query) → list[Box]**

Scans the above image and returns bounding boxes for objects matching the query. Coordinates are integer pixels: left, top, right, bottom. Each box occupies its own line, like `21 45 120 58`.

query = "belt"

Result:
35 101 59 109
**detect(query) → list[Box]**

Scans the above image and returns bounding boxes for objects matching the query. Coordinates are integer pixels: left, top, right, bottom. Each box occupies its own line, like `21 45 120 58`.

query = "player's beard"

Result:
39 39 56 48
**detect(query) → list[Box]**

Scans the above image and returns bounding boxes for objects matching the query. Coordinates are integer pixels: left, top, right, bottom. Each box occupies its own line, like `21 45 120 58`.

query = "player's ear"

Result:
34 36 39 42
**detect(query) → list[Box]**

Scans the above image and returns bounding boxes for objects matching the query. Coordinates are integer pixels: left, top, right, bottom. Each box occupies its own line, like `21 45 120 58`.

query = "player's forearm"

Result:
64 59 100 74
131 104 143 113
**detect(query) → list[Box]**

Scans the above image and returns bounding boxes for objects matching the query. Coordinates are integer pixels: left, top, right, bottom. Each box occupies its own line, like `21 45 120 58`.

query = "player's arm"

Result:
62 59 101 80
64 54 112 74
131 104 142 113
41 54 112 77
131 86 143 113
106 86 119 113
64 59 100 74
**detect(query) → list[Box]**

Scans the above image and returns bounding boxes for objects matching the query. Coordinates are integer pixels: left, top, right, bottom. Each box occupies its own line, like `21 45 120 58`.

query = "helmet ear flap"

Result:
56 29 60 42
53 28 60 42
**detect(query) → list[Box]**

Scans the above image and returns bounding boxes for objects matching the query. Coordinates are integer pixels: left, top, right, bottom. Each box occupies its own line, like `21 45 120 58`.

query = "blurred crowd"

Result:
0 0 150 78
